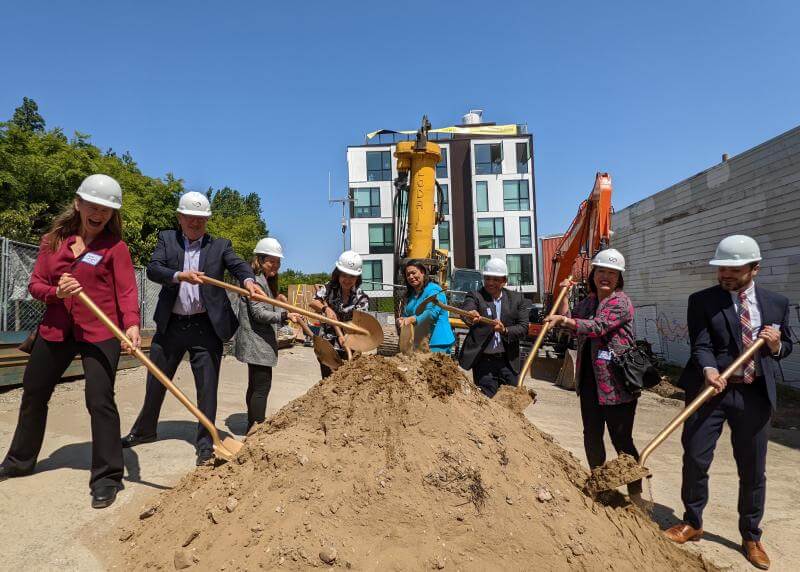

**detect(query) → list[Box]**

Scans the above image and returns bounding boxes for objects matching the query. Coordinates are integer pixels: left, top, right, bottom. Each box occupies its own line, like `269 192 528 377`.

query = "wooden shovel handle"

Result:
639 337 766 466
516 277 574 387
200 276 370 336
76 292 233 456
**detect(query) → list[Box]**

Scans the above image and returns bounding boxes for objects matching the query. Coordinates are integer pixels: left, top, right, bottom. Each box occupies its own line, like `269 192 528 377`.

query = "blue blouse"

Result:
403 281 456 348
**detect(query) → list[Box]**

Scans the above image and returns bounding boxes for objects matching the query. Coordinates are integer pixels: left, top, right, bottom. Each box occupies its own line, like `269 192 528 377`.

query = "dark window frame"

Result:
366 150 392 181
506 254 534 286
350 187 381 218
438 221 450 250
362 259 383 291
503 180 530 211
439 183 449 215
436 147 449 179
516 141 530 174
475 180 489 212
519 216 532 248
477 217 505 249
368 223 394 254
475 143 503 175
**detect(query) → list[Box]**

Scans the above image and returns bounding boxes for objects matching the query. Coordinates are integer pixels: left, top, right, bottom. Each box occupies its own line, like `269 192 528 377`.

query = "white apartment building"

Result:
346 111 538 299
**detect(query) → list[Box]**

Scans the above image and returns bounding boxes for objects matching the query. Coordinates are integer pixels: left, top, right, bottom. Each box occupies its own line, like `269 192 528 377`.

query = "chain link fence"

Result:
0 236 159 335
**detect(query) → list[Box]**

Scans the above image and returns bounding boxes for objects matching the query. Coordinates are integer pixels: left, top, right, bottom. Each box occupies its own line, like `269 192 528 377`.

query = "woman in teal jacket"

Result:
396 260 456 354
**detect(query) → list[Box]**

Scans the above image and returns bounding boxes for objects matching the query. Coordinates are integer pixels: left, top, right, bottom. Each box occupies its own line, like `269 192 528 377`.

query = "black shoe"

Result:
91 486 118 509
196 450 214 466
0 464 33 482
121 432 157 448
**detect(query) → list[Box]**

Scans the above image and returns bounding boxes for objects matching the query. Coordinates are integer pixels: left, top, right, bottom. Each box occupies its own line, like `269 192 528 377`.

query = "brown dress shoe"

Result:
663 523 703 543
742 540 770 570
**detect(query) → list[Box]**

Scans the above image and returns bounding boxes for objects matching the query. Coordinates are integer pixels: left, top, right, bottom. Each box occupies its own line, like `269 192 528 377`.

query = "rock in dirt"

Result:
182 530 200 547
536 487 553 502
225 497 239 513
319 546 337 564
173 549 193 569
138 506 158 520
115 353 716 571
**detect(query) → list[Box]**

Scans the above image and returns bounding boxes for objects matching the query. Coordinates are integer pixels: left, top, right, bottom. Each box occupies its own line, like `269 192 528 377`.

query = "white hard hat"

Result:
254 237 283 258
76 174 123 210
177 191 212 217
709 235 762 266
482 257 508 277
591 248 626 272
335 250 363 276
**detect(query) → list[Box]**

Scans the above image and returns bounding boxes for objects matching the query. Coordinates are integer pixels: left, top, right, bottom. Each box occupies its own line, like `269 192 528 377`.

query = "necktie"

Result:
738 290 755 384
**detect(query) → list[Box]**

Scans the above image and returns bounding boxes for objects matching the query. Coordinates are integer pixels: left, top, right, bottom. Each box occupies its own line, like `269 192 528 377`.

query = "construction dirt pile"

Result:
113 353 714 571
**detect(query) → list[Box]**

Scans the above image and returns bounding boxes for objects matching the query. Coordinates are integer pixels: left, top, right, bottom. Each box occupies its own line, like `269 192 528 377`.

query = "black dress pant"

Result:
246 364 273 431
579 360 642 496
473 353 517 398
681 380 771 541
2 335 123 490
130 313 222 453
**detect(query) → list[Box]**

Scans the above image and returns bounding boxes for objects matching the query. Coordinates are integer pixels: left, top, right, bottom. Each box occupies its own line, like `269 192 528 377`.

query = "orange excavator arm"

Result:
547 172 613 308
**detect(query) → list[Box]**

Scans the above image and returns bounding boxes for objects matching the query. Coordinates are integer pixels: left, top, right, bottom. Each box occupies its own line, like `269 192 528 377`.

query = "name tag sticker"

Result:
81 252 103 266
597 350 613 361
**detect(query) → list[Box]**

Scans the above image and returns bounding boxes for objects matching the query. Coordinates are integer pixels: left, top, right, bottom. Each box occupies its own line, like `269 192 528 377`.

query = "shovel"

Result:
398 322 415 355
295 317 344 372
587 337 767 494
76 292 242 461
200 276 383 353
414 293 498 326
517 277 574 387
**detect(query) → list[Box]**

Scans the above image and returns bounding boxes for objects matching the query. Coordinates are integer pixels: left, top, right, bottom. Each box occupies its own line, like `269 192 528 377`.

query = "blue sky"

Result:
3 1 799 272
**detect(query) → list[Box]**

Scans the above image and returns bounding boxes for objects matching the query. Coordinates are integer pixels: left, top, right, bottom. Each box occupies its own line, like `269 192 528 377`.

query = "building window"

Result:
516 141 530 174
436 148 448 179
474 143 502 175
477 218 505 249
478 254 490 271
520 216 532 247
368 223 393 254
438 221 450 250
367 150 392 181
439 184 449 215
476 181 488 212
350 187 380 218
506 254 534 286
362 260 383 291
503 180 530 211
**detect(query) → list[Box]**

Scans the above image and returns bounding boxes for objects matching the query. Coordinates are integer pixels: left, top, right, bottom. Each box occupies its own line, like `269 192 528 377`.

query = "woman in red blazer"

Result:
0 174 140 509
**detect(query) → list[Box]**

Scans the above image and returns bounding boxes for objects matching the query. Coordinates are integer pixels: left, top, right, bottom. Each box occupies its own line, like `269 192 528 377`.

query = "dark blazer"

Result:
147 230 255 341
458 287 530 373
677 284 793 410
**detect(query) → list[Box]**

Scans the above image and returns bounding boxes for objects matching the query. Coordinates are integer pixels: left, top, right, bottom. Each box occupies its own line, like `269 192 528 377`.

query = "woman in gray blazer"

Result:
233 237 299 431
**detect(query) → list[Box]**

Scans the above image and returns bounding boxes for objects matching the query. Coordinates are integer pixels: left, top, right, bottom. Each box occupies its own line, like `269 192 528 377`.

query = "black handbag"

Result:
611 345 660 393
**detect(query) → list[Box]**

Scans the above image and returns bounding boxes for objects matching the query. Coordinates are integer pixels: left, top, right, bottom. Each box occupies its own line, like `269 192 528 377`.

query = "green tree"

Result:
10 97 45 133
206 186 268 259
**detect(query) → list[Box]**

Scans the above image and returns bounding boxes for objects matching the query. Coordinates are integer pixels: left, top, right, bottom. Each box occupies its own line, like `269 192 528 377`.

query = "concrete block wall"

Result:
612 125 800 382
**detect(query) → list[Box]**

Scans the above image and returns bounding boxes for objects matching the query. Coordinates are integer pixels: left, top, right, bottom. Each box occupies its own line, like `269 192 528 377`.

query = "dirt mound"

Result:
113 353 713 571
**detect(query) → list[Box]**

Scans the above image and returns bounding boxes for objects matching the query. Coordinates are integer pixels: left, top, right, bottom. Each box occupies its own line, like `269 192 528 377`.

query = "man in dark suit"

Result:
665 235 792 570
458 257 530 398
122 192 263 465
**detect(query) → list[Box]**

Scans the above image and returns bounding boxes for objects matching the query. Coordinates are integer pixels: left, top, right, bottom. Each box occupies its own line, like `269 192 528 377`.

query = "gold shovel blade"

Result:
313 336 343 371
345 310 384 353
399 323 415 355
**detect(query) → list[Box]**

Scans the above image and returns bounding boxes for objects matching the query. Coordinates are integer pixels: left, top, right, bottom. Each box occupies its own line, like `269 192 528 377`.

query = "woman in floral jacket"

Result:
545 248 642 499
